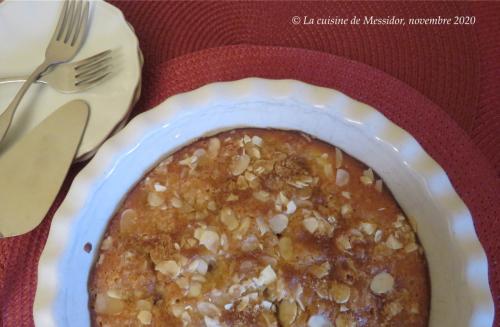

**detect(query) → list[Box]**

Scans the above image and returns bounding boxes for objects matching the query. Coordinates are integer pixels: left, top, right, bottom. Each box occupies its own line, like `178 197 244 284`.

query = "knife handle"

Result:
0 60 51 145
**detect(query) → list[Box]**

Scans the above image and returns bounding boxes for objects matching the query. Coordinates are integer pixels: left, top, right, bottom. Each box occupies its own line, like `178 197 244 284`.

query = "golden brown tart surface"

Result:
89 129 429 327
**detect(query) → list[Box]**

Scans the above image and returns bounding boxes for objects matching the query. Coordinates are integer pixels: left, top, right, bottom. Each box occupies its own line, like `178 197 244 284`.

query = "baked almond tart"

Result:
89 128 429 327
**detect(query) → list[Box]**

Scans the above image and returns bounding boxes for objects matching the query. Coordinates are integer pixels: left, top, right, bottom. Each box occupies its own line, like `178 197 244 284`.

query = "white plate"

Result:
34 78 494 327
0 0 142 161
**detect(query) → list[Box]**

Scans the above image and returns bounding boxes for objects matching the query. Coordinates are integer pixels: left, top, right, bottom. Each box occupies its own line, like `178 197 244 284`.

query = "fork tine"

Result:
75 56 112 76
52 0 69 41
59 0 75 42
75 71 111 87
65 0 82 44
74 50 112 70
72 1 90 48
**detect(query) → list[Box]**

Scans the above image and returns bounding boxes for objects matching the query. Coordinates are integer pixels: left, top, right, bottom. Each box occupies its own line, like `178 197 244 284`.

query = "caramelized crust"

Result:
89 129 429 327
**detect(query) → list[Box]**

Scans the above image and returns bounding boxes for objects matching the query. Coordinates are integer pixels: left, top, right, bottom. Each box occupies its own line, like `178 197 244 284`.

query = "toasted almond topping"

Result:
258 265 277 286
207 137 221 158
199 230 220 253
188 281 202 297
226 194 239 201
170 197 183 208
197 302 221 317
323 163 333 177
360 168 374 185
230 154 250 176
336 235 352 251
370 272 394 295
207 201 217 211
155 260 180 278
341 191 351 199
204 316 221 327
310 261 331 278
303 217 319 234
188 258 208 275
147 192 164 207
374 229 383 242
137 310 152 325
286 200 297 214
101 236 113 251
220 207 239 231
335 315 355 327
375 179 383 192
330 282 351 304
120 209 137 233
360 222 377 235
136 299 152 310
279 237 293 261
106 289 123 299
252 135 263 146
253 190 271 202
278 300 297 326
404 243 419 253
256 217 270 235
386 234 403 250
308 314 332 327
341 204 353 217
336 169 349 187
269 214 289 234
335 148 343 169
154 182 167 192
94 293 125 315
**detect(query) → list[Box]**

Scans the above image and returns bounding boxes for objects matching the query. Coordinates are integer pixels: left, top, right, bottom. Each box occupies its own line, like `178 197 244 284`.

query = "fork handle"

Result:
0 60 51 144
0 76 45 84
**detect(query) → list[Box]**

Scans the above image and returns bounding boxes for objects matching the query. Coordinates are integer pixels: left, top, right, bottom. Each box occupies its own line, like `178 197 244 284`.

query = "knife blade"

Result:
0 99 89 237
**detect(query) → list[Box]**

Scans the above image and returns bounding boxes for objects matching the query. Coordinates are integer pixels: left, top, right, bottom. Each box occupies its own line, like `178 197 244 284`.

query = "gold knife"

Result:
0 100 89 237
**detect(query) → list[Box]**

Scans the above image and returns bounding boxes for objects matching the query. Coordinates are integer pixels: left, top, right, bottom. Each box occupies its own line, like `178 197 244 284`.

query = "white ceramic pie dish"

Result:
34 78 494 327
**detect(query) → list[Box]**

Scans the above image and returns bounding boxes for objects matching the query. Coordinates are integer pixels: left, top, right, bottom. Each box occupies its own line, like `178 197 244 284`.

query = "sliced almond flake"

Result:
199 230 220 253
408 216 418 232
204 317 221 327
340 305 349 312
224 303 234 310
375 179 383 192
258 265 277 286
370 271 394 295
261 300 273 311
404 243 419 253
252 135 263 146
188 282 202 297
171 197 183 208
188 258 209 275
154 182 167 192
360 168 374 185
207 201 217 212
335 148 343 169
336 169 350 187
286 200 297 214
230 154 250 176
220 207 239 230
269 214 289 234
323 163 333 177
341 191 351 199
308 314 332 327
136 299 153 310
247 146 261 159
137 310 152 325
256 217 270 236
341 204 353 217
101 236 113 251
279 237 293 261
278 300 297 326
336 235 352 251
106 289 124 299
330 282 351 304
303 217 319 234
174 243 181 250
385 234 403 250
226 194 239 201
310 261 331 278
253 190 271 202
155 260 180 279
207 137 221 158
197 302 221 317
243 135 252 143
360 222 377 235
148 192 165 207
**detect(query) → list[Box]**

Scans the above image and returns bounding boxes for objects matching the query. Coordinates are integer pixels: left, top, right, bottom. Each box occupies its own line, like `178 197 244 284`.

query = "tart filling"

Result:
89 128 429 327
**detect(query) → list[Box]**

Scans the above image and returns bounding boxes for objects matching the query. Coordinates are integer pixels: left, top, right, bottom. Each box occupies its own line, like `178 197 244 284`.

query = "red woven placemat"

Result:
1 1 499 326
